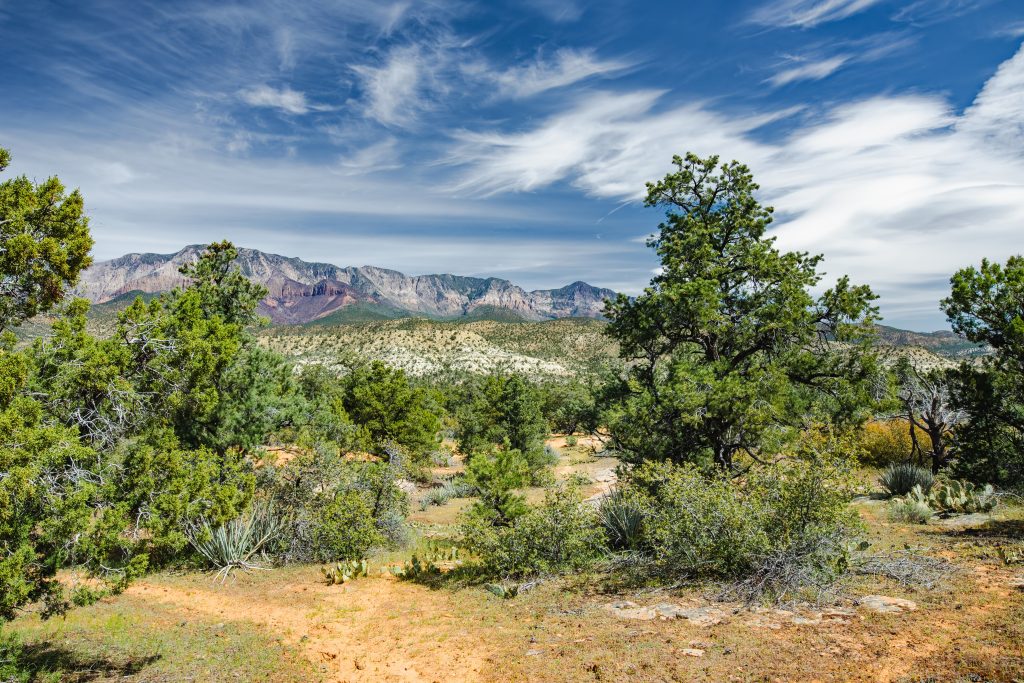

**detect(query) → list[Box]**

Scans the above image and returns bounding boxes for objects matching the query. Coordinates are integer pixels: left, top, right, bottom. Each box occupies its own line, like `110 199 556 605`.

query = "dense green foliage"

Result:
259 445 408 563
339 361 441 459
464 448 531 525
604 154 879 471
0 148 93 334
460 484 606 579
0 147 108 622
942 256 1024 486
452 373 555 482
617 433 857 598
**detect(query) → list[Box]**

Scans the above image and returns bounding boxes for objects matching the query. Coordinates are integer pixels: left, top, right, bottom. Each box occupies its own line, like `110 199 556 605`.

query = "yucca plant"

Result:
879 462 935 497
419 486 453 511
600 489 645 551
185 504 283 581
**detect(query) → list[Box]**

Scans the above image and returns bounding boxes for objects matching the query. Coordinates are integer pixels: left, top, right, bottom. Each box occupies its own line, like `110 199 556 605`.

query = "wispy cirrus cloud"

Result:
765 33 913 87
522 0 584 23
493 48 632 99
768 56 850 87
239 84 311 114
750 0 884 28
448 43 1024 328
893 0 993 26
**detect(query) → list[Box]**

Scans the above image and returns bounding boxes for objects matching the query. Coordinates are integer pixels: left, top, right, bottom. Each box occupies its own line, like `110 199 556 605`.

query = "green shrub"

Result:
879 462 935 497
620 444 856 598
420 486 453 510
309 491 383 562
889 496 933 524
261 450 407 562
461 484 606 579
565 435 578 447
465 449 530 525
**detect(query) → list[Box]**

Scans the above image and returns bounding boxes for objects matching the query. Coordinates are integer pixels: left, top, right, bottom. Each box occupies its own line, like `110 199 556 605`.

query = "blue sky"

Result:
2 0 1023 329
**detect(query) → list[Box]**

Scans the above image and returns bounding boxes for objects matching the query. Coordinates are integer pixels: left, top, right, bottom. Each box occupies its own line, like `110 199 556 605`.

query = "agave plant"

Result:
185 504 283 581
879 462 935 497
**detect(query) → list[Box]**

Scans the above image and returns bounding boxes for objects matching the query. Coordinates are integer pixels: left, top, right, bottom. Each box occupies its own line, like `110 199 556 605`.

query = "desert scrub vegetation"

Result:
460 483 606 580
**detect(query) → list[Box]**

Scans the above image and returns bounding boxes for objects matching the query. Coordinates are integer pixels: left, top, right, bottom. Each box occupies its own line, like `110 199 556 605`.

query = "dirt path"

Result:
128 573 490 683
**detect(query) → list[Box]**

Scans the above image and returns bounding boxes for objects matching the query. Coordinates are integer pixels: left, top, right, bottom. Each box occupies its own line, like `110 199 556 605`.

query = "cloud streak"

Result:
493 48 632 99
449 43 1024 328
239 85 311 114
750 0 883 27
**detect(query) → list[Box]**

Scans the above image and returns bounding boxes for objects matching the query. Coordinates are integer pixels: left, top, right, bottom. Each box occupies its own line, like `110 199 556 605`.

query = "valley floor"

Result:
7 442 1024 682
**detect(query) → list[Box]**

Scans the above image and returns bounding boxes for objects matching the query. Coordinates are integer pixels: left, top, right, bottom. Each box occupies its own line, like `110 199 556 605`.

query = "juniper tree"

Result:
942 256 1024 485
605 153 879 472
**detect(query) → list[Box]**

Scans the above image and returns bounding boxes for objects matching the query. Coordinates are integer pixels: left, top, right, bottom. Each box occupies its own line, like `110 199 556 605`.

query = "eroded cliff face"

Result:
77 245 615 324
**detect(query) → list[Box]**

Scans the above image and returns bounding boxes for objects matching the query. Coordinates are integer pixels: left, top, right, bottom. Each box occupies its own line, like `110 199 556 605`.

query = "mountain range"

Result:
77 245 617 325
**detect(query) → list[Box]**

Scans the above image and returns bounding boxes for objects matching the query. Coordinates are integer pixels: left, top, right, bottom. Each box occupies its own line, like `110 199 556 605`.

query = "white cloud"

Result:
239 84 310 114
448 43 1024 328
337 137 402 174
352 45 430 127
958 44 1024 148
893 0 991 25
494 48 632 99
750 0 883 28
765 33 913 88
994 21 1024 39
768 55 849 87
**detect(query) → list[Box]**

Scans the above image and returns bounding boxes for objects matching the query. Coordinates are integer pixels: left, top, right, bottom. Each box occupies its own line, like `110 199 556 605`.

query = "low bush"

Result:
460 484 606 579
617 438 857 601
259 448 409 563
308 491 383 562
879 462 935 497
889 496 933 524
465 449 530 525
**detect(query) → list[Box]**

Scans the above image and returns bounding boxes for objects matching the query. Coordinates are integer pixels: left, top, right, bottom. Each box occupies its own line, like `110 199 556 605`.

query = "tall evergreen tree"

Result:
605 153 879 471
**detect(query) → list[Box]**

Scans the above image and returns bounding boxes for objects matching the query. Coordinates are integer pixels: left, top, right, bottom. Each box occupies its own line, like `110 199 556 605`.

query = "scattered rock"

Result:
747 616 782 630
603 602 724 625
680 648 704 657
525 649 544 657
931 512 993 529
1009 577 1024 590
603 601 657 620
857 595 917 613
792 615 823 626
396 479 418 495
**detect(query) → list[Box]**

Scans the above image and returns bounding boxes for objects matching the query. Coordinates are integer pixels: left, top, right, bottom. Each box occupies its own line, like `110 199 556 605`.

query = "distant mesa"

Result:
76 245 618 325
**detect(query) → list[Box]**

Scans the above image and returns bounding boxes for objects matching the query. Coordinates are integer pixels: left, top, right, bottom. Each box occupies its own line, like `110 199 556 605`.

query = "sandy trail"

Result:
128 574 490 683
